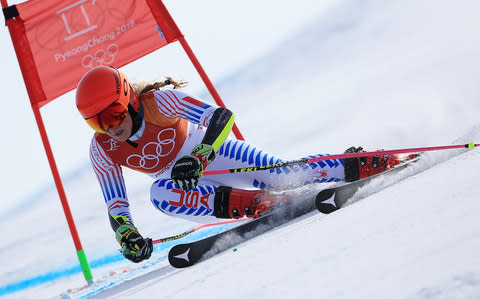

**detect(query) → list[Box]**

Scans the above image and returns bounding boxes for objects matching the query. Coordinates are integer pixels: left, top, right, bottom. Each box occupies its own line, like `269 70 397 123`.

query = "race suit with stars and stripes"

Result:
89 89 345 226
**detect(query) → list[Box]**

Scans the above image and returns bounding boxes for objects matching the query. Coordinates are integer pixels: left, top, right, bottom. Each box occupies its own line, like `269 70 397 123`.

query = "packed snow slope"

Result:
91 148 480 299
1 0 480 298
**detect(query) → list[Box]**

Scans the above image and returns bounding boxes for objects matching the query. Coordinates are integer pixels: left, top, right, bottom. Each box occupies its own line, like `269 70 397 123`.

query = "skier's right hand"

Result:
171 144 215 190
115 224 153 263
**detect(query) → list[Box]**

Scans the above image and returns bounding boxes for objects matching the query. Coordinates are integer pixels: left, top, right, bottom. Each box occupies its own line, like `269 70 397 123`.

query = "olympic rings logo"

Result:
81 43 119 68
126 128 176 170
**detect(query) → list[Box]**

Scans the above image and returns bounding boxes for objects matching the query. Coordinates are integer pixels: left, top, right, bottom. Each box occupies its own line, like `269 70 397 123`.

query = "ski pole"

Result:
152 218 249 245
204 142 479 176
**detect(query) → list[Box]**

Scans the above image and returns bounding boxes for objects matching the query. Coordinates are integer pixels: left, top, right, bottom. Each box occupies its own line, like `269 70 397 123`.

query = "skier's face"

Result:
106 112 133 142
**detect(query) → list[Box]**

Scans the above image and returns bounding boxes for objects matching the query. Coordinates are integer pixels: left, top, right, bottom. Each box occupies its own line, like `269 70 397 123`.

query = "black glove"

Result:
171 144 215 190
115 224 153 263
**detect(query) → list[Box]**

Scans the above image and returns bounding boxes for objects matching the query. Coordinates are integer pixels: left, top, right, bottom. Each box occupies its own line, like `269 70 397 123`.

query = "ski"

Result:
315 155 420 214
169 155 421 268
168 195 315 268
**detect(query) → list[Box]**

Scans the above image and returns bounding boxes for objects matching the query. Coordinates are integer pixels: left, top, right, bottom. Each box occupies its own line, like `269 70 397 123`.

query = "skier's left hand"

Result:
116 224 153 263
171 144 215 190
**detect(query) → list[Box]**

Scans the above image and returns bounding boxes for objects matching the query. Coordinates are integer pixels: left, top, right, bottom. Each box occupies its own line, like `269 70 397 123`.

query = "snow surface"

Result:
2 0 480 298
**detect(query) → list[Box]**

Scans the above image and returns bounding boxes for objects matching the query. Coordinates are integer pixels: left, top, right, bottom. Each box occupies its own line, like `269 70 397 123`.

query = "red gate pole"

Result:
2 0 93 284
31 104 93 284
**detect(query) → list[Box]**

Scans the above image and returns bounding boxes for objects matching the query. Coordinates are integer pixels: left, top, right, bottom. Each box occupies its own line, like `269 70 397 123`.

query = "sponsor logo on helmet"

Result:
123 79 128 96
113 71 120 94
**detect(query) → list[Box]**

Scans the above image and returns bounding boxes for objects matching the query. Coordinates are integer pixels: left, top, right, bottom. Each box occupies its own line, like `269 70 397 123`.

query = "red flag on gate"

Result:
2 0 244 285
12 0 182 107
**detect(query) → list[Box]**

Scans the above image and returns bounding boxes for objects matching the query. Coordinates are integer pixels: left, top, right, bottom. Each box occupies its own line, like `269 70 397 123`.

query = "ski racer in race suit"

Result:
76 66 402 263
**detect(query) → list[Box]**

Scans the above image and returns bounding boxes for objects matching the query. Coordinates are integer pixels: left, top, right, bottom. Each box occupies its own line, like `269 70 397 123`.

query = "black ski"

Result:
315 156 420 214
169 155 420 268
168 196 315 268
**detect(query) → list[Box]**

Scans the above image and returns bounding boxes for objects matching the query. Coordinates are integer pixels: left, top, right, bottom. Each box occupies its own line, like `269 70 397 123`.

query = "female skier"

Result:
76 65 403 263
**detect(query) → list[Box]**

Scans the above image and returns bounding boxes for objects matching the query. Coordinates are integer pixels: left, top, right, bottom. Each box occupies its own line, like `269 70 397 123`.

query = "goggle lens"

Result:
85 102 128 133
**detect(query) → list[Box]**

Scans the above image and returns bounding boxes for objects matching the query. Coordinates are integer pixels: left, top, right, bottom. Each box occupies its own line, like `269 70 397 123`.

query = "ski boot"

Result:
343 146 418 182
213 186 290 219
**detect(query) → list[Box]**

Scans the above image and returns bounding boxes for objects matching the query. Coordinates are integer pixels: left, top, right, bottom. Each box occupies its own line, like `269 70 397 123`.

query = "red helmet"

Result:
76 66 139 119
76 66 140 133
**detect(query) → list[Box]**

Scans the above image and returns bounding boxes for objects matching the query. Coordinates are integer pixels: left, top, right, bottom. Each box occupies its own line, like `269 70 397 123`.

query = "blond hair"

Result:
132 77 188 95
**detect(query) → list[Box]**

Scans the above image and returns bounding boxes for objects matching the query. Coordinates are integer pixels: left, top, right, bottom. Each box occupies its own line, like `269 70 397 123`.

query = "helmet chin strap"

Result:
126 103 144 148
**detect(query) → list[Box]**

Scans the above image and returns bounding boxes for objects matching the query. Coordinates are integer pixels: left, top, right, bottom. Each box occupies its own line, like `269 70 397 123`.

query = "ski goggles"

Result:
85 101 128 133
